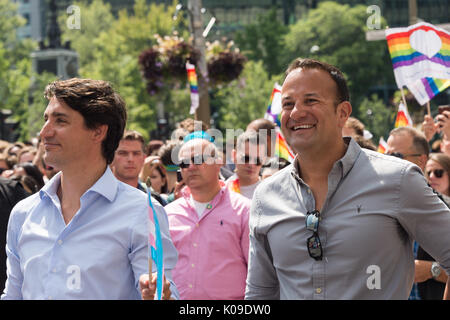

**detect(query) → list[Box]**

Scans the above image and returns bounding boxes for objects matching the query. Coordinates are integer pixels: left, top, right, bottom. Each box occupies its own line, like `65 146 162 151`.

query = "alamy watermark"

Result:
366 5 381 30
66 5 81 30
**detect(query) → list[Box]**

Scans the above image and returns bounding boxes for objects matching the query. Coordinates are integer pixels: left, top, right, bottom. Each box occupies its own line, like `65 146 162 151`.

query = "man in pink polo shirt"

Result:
165 134 251 300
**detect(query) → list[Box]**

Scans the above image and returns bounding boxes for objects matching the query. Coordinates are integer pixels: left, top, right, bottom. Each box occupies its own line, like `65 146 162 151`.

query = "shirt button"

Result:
57 240 63 245
188 284 193 288
193 243 197 247
48 296 53 300
315 288 322 294
191 264 195 268
52 268 57 273
195 223 199 228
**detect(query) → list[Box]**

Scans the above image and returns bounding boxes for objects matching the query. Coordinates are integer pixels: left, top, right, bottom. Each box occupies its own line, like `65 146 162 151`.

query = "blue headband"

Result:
183 131 214 143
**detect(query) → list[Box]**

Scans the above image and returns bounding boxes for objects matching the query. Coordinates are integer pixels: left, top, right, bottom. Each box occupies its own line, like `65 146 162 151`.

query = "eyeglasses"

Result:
179 155 212 169
387 152 422 159
239 154 263 165
427 169 445 178
305 210 322 261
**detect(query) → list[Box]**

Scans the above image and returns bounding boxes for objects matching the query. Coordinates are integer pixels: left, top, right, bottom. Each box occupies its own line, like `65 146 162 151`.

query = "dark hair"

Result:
122 130 145 152
146 140 164 156
44 78 127 164
13 163 45 192
285 58 350 104
153 164 168 194
158 141 182 167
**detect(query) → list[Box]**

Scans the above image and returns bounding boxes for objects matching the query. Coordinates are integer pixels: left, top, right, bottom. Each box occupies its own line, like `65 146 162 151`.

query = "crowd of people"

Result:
1 57 450 300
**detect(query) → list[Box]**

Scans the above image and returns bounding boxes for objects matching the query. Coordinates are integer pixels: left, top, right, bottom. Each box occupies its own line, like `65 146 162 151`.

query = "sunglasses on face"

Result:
387 152 422 159
427 169 445 178
179 155 212 169
305 210 322 261
239 155 263 166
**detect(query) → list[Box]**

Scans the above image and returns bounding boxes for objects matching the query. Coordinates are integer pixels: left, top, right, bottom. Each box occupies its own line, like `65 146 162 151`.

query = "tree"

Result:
235 8 288 77
0 0 37 141
215 60 280 132
59 0 188 141
282 1 394 116
358 94 394 142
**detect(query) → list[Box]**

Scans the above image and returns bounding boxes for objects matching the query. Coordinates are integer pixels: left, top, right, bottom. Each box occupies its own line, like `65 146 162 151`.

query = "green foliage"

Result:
24 72 59 141
59 0 187 141
0 0 37 141
358 94 394 142
235 8 288 77
216 60 280 131
282 1 394 114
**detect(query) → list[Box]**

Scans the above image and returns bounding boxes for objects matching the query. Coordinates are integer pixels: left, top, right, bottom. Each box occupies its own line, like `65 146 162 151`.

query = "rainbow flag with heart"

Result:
385 22 450 105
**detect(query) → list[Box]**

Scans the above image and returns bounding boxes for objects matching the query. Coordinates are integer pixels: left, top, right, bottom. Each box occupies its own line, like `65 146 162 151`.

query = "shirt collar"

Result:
39 166 118 203
181 180 227 207
291 136 361 182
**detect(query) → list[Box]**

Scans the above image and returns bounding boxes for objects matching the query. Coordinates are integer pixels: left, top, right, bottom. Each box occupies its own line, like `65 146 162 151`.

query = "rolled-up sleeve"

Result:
396 164 450 277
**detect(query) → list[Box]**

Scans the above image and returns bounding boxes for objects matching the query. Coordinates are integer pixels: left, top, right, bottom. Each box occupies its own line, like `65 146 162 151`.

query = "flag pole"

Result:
400 87 408 108
145 178 153 294
426 101 431 116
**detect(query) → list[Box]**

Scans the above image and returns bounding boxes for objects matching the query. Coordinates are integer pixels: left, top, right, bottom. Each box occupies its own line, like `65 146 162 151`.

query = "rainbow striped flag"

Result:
377 137 388 154
385 22 450 88
275 129 295 162
394 102 413 128
264 83 282 127
146 187 164 300
229 178 240 194
186 62 199 114
406 77 450 105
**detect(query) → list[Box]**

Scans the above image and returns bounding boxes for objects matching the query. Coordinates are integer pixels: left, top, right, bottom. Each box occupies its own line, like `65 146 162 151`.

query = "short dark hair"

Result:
285 58 350 104
122 130 145 153
44 78 127 164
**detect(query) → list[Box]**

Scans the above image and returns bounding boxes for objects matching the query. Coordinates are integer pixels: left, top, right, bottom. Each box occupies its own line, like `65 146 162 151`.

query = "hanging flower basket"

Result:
138 34 199 95
138 35 246 95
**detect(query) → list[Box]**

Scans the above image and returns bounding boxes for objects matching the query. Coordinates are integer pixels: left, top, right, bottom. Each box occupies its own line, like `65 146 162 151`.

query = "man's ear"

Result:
92 124 108 144
337 101 352 128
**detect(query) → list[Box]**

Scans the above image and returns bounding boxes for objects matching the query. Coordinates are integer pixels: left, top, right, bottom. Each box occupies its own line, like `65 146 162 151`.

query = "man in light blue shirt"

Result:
2 78 178 300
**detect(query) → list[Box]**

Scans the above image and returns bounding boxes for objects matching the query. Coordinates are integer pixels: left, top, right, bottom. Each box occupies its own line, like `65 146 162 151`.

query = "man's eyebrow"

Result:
304 93 320 98
44 112 69 119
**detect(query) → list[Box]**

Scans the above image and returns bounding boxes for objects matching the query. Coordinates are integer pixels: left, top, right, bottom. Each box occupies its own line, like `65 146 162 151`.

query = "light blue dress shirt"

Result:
1 167 179 300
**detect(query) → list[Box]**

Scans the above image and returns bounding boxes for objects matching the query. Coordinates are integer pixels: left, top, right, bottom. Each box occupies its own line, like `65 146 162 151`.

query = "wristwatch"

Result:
431 262 441 280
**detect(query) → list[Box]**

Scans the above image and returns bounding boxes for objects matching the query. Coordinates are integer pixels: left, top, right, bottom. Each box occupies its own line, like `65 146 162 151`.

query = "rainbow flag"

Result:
146 187 164 300
406 77 450 105
264 83 282 127
275 129 295 162
186 62 199 114
229 178 240 194
377 137 388 154
394 102 413 128
385 22 450 88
